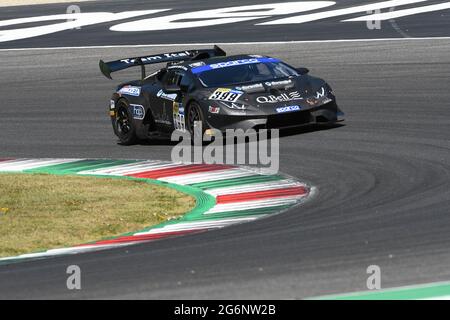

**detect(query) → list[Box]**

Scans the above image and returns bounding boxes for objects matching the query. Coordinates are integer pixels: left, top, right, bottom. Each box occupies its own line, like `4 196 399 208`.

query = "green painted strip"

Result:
190 174 285 190
313 282 450 300
25 159 138 175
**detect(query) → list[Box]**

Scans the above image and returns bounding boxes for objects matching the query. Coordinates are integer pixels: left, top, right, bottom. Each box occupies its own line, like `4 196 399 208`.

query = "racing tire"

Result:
186 101 208 137
114 99 137 145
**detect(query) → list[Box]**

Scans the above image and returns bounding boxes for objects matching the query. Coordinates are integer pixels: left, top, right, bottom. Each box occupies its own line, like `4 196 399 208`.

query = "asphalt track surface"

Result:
0 2 450 299
1 0 450 48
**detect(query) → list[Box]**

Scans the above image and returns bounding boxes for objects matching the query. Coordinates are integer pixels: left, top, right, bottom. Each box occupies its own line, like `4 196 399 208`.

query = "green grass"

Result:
0 173 195 257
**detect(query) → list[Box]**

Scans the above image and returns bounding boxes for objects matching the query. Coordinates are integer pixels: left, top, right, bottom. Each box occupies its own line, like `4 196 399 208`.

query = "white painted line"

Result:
77 160 174 176
0 158 31 166
258 0 428 25
158 168 255 185
205 180 305 196
134 216 264 235
0 216 265 261
0 158 79 172
79 161 192 176
109 2 336 32
1 37 450 52
344 2 450 21
0 242 131 262
204 196 305 214
0 10 168 43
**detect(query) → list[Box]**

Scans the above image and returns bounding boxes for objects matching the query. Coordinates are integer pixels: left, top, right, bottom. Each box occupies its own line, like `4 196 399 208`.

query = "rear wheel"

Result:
114 100 137 145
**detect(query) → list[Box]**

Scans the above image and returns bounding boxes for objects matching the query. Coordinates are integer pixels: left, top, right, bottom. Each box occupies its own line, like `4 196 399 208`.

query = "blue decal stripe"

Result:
192 57 280 74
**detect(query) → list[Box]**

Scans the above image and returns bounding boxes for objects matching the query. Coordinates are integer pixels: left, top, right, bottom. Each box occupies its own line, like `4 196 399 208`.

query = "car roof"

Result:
169 54 272 70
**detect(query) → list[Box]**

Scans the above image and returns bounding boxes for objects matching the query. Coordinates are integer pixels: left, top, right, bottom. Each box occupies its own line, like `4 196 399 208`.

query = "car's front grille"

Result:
266 111 312 128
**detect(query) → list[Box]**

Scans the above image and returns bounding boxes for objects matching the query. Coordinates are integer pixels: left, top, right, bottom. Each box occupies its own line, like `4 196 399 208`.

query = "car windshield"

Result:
194 59 299 87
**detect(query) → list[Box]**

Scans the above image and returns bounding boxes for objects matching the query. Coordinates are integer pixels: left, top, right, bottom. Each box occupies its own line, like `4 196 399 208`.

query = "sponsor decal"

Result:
209 88 243 103
168 64 188 71
306 88 332 106
236 83 264 91
210 59 258 69
208 106 220 114
118 85 141 97
276 105 301 113
109 99 115 116
256 91 303 104
173 102 186 131
155 119 172 125
189 61 206 68
120 51 191 64
223 102 247 110
192 57 280 74
131 104 145 120
315 87 326 99
157 89 178 101
173 102 185 115
265 79 293 87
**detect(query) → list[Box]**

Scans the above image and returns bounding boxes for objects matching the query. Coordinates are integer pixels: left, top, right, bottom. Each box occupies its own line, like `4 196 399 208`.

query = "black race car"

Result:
100 46 344 145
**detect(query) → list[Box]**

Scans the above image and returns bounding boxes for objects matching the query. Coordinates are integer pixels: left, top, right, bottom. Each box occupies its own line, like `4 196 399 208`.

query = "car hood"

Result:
201 75 333 111
241 76 331 108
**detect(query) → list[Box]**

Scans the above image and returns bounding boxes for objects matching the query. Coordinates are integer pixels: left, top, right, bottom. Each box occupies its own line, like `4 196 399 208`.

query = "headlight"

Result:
218 101 248 110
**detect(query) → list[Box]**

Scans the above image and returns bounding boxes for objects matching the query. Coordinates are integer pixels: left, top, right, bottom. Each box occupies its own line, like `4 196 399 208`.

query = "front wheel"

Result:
114 99 137 145
186 101 208 136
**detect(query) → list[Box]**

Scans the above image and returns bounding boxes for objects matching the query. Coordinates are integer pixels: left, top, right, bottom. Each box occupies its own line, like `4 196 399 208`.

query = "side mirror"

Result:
296 67 310 75
164 83 181 93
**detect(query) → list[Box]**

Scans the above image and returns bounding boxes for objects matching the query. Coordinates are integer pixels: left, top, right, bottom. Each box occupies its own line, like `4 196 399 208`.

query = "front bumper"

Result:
205 100 344 131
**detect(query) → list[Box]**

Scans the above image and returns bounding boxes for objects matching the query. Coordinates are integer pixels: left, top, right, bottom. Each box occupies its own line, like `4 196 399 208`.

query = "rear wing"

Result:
99 45 226 80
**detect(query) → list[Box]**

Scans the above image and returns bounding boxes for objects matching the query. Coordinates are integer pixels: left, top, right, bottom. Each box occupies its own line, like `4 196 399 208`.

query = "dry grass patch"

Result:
0 173 195 257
